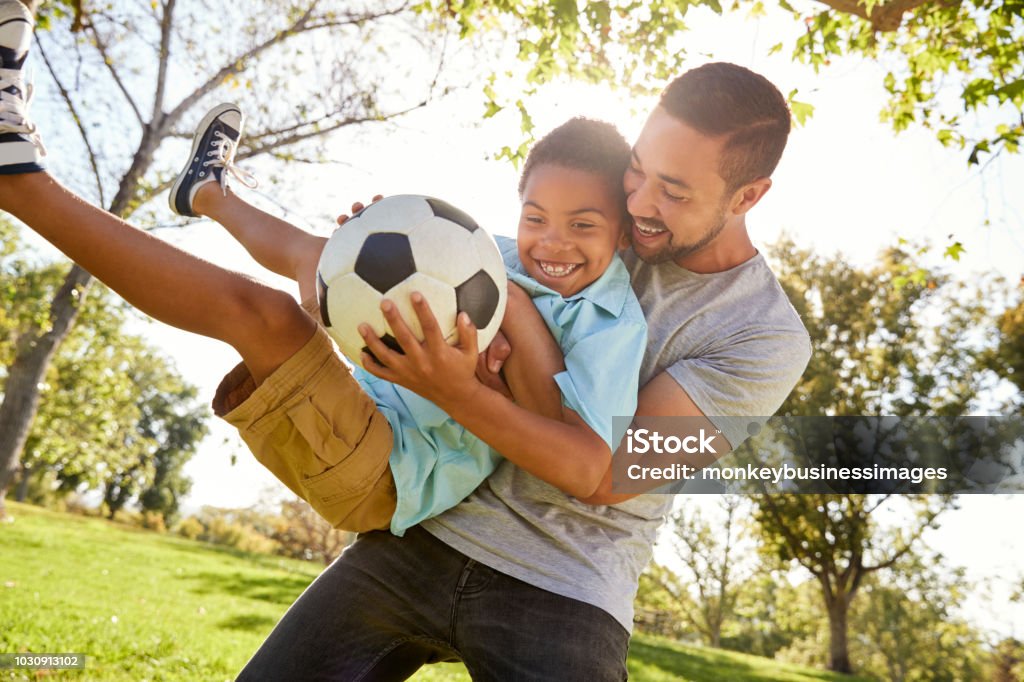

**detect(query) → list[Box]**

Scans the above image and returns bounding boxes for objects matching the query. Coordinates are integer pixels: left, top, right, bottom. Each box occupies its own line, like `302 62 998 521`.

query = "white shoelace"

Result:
0 67 45 156
204 129 258 194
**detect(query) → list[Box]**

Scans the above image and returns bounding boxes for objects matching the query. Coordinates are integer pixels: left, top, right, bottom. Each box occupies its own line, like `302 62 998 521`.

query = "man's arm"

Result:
577 373 727 505
498 282 566 420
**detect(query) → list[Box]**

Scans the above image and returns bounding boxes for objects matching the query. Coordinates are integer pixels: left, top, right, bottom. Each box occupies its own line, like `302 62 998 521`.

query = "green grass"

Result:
0 503 871 681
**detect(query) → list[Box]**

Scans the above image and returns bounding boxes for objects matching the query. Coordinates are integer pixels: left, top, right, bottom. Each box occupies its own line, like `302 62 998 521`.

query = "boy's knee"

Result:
227 285 317 380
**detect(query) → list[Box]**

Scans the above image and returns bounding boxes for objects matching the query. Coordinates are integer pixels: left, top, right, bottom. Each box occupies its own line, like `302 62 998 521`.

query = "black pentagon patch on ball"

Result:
455 270 500 328
354 233 417 294
362 333 404 364
426 197 479 233
316 271 332 327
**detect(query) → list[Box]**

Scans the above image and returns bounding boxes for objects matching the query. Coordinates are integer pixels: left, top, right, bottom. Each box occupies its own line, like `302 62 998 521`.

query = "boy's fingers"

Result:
359 324 403 370
359 351 395 381
456 312 479 357
410 293 445 350
338 196 382 224
379 299 424 359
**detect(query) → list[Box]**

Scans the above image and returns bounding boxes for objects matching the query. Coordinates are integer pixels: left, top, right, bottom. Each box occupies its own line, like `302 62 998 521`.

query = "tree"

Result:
0 0 456 515
1 224 202 507
747 237 1011 673
103 350 208 520
660 496 750 648
271 497 354 565
435 0 1022 166
847 550 986 682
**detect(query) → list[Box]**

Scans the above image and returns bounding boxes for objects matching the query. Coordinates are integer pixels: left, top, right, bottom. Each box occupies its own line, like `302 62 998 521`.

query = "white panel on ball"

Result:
407 216 481 285
384 272 458 342
323 273 387 363
355 195 435 231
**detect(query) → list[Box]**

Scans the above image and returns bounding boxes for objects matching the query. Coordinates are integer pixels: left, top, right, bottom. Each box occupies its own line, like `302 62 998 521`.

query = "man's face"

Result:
623 107 733 265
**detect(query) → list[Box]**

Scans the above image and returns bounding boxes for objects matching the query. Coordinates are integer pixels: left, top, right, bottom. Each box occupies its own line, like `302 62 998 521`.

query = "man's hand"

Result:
476 331 513 399
336 194 384 226
359 293 482 411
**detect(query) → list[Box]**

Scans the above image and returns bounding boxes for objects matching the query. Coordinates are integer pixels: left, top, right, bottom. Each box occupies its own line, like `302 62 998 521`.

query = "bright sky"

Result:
20 0 1024 641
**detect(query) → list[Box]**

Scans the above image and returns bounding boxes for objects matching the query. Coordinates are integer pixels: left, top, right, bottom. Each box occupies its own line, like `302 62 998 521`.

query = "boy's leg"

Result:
167 104 326 300
0 171 312 384
194 185 326 302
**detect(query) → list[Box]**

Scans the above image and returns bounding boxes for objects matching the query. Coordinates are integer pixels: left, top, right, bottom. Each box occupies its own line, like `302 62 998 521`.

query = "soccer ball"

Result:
316 194 508 368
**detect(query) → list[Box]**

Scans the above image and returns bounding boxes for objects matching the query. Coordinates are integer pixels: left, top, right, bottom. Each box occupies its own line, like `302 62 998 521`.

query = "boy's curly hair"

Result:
518 117 631 223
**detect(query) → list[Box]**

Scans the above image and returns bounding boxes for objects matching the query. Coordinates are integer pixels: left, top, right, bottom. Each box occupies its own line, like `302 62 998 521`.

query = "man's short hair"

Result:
660 62 791 192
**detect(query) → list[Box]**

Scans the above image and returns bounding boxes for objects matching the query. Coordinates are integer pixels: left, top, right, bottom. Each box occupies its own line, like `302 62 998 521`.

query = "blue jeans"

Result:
236 526 630 681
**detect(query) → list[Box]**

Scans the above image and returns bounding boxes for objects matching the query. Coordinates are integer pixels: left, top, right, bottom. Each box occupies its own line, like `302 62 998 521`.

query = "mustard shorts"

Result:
213 323 396 533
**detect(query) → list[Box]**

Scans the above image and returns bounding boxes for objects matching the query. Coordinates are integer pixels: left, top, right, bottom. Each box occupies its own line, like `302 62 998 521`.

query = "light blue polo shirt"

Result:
354 235 647 535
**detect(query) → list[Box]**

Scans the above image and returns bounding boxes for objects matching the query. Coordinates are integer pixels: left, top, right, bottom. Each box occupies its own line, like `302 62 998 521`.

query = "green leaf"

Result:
943 241 966 262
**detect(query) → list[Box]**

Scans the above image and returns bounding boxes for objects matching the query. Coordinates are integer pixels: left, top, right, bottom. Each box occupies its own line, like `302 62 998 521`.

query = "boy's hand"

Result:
359 293 483 410
336 195 384 225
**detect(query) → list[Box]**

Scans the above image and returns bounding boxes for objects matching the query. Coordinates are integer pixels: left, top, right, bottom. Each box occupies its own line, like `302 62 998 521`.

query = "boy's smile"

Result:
517 164 627 297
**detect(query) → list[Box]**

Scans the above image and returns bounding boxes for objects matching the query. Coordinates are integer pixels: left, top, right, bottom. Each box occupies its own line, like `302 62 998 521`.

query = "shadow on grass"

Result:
629 638 862 682
184 570 312 606
218 613 279 632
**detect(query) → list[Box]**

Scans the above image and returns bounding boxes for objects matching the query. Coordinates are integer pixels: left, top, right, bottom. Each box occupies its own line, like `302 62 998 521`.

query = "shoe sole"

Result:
0 0 33 28
168 102 242 217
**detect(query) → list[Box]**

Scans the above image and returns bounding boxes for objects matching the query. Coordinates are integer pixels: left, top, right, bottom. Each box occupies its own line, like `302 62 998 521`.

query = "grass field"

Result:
0 503 872 681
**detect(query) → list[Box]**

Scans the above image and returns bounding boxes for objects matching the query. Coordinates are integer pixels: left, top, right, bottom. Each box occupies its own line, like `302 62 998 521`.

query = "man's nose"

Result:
626 179 657 222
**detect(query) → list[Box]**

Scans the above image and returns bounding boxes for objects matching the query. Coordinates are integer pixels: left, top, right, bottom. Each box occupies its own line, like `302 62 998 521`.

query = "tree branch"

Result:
157 2 413 136
36 36 106 207
151 0 177 125
810 0 943 32
84 21 144 126
236 102 430 160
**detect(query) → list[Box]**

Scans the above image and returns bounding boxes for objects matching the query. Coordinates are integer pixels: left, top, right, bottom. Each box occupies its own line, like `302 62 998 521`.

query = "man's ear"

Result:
729 177 772 216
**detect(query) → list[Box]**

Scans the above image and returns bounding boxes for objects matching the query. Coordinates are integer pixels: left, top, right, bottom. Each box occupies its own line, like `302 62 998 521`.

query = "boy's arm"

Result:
0 173 315 385
361 296 612 498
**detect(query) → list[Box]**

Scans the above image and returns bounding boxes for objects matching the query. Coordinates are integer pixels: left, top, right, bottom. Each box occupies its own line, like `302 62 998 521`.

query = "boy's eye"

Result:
524 215 544 224
571 221 595 229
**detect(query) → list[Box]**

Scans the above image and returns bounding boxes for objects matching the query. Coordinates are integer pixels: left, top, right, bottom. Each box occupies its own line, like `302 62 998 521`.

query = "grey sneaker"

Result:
169 103 257 217
0 0 44 174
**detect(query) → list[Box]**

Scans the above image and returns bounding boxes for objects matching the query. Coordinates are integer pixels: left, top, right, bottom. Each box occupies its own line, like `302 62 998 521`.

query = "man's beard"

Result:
631 213 728 265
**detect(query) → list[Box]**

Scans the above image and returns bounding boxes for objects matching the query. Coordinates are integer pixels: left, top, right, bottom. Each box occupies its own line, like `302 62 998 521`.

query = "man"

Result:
238 62 811 680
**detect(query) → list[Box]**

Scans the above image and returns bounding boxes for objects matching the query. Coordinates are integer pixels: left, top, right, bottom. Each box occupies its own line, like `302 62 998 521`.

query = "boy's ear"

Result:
618 219 633 250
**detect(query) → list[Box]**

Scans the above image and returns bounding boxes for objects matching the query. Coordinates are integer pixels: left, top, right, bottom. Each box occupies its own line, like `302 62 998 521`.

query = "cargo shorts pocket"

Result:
292 403 394 516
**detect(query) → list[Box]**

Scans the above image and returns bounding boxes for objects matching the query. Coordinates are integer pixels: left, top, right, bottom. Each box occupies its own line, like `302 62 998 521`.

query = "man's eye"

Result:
662 187 686 202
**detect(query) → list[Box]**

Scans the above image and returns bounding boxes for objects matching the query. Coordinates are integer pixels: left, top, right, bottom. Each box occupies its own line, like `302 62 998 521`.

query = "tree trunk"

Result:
826 597 853 673
14 463 31 502
0 266 94 517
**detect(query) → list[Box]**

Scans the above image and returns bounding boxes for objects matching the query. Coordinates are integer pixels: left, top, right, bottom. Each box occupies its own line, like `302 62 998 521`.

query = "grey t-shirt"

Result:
422 247 811 632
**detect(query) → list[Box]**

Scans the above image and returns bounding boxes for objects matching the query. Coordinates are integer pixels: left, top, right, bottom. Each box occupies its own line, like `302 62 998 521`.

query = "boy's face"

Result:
517 164 627 297
623 106 734 265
